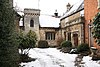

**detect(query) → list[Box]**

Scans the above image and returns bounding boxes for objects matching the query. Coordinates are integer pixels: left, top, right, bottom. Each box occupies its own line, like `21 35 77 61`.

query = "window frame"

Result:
30 19 34 27
45 32 55 40
68 32 71 41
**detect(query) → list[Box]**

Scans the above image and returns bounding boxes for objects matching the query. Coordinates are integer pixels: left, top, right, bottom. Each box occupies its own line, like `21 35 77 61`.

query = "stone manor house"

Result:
19 0 84 47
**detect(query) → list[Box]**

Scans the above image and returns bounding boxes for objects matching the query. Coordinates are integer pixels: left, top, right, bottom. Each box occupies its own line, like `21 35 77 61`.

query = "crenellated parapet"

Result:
24 8 40 16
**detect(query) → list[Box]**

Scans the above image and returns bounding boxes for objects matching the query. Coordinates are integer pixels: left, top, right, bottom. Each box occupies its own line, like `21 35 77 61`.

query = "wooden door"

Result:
73 34 78 46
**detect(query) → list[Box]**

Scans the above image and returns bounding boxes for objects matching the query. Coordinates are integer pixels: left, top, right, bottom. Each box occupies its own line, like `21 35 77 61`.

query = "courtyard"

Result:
20 48 100 67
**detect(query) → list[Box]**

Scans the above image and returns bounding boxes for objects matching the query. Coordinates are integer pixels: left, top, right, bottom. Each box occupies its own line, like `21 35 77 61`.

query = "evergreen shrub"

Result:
18 30 37 54
0 0 19 66
92 12 100 46
61 40 72 47
77 43 90 52
38 40 49 48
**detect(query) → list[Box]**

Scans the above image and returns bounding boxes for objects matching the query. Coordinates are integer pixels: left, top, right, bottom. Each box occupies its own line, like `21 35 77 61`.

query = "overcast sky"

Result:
13 0 81 15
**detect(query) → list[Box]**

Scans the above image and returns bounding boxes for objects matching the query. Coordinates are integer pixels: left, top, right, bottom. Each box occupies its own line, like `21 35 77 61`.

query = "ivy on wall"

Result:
92 12 100 45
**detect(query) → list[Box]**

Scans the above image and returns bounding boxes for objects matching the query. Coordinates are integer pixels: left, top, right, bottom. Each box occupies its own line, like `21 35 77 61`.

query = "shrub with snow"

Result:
38 40 49 48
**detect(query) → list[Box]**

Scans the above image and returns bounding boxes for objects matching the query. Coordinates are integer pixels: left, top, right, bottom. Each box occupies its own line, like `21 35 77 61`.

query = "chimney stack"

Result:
66 3 71 12
54 10 58 17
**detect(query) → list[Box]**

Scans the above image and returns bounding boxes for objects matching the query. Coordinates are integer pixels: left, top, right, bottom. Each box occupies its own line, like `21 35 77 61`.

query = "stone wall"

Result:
60 19 66 28
24 9 40 40
65 11 84 47
66 24 84 46
68 12 81 21
39 27 61 46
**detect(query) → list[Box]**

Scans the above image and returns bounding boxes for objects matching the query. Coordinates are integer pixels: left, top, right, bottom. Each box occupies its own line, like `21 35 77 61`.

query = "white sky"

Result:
13 0 81 15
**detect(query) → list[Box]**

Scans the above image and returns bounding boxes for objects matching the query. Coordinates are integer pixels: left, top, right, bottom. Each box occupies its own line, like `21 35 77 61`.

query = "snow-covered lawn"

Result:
20 48 100 67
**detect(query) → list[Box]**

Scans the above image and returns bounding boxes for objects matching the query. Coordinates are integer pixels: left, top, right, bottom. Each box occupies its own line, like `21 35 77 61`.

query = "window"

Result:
64 32 66 40
30 19 34 27
68 32 71 41
45 32 55 40
98 0 100 9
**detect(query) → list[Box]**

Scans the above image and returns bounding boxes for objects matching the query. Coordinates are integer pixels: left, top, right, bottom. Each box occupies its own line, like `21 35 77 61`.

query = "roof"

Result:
40 27 59 29
39 15 60 27
14 10 22 18
61 0 84 20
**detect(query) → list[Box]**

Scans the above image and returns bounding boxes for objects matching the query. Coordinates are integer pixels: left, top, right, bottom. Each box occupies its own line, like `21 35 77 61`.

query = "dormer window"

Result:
30 19 34 27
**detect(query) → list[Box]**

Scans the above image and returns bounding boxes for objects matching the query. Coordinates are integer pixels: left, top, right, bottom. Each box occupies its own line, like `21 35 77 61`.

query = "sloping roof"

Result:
61 0 84 20
76 1 84 12
39 15 60 27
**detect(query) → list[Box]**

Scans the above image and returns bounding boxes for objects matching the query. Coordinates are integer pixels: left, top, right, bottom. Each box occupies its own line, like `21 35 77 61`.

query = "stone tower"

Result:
24 8 40 40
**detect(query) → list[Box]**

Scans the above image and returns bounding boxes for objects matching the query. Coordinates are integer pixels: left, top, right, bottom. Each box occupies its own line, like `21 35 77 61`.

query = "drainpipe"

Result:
89 24 91 47
89 24 93 47
88 19 93 47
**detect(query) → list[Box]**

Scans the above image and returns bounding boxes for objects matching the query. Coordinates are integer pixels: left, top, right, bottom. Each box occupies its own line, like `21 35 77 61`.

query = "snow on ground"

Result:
82 56 100 67
20 48 100 67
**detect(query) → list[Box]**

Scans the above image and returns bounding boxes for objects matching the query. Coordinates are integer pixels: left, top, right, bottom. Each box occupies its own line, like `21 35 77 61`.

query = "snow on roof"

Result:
17 12 24 16
61 0 84 19
39 15 60 27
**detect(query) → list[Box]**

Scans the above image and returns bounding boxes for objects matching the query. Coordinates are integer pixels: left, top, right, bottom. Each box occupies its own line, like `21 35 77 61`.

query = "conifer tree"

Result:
92 12 100 46
0 0 19 67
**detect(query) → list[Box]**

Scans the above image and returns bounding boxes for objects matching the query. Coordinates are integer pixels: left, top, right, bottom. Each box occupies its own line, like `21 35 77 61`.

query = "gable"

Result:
61 0 84 20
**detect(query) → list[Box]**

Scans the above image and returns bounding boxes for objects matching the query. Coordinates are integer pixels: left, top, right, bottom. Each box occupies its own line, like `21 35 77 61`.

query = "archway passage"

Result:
73 34 78 46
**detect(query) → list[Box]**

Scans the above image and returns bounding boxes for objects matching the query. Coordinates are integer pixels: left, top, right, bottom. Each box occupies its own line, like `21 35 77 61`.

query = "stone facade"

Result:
60 19 66 28
39 27 60 46
24 9 40 40
22 0 84 47
60 1 84 47
60 19 66 40
23 8 61 46
61 11 84 47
